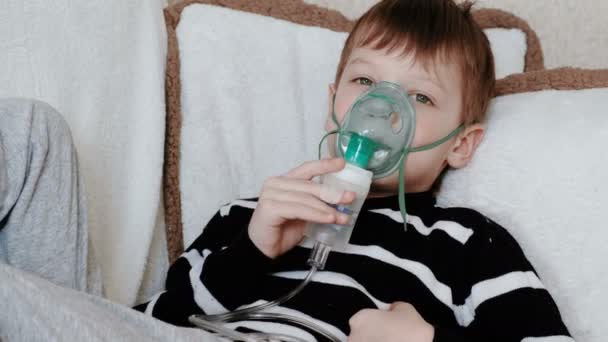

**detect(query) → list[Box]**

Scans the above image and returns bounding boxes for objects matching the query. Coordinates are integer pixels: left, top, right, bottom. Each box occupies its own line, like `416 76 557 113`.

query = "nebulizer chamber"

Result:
304 159 372 251
190 82 415 342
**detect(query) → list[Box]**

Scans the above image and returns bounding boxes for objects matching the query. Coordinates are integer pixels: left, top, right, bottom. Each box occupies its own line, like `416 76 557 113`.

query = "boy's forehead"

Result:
346 46 460 91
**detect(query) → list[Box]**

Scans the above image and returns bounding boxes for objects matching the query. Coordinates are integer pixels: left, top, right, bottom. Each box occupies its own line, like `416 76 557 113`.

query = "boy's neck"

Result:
367 190 397 198
367 185 433 198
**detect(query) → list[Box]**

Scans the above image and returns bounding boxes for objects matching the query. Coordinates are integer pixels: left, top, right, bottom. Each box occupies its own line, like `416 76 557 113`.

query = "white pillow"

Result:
177 4 532 246
438 81 608 342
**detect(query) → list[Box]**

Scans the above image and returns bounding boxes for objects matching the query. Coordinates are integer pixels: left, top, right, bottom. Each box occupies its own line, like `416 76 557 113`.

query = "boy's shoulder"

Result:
430 204 520 248
432 204 500 230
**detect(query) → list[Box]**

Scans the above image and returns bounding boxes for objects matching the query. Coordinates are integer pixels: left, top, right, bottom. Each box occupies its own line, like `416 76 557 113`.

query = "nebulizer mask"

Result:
305 81 464 251
190 81 464 342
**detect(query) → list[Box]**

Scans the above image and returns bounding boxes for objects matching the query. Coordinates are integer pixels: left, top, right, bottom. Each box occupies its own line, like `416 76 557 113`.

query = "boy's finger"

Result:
320 185 356 205
388 302 414 313
266 178 356 205
262 189 335 215
339 190 357 204
285 158 345 180
266 178 324 198
270 200 339 224
289 191 351 224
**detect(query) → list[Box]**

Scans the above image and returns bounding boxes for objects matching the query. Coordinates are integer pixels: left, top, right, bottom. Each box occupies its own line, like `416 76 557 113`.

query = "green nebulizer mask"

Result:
318 81 464 226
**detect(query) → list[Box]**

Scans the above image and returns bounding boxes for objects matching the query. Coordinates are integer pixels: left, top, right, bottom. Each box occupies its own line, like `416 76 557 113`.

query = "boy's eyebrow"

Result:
414 74 447 93
348 57 372 66
409 65 451 94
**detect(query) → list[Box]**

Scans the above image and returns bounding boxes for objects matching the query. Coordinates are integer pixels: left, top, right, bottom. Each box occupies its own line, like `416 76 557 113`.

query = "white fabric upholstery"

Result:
0 0 169 305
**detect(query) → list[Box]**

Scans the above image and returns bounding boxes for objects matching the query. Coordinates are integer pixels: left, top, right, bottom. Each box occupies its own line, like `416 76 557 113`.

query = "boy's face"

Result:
326 46 475 195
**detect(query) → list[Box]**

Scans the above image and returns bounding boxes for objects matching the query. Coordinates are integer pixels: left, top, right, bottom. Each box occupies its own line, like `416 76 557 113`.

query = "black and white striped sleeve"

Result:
134 199 272 326
433 217 572 342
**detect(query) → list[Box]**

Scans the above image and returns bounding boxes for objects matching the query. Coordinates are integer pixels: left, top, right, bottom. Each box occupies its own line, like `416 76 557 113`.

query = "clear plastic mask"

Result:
335 81 416 179
319 81 464 225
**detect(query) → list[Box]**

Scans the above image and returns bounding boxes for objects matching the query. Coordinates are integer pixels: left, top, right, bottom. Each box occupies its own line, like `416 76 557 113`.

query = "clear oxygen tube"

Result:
188 136 377 342
188 242 341 342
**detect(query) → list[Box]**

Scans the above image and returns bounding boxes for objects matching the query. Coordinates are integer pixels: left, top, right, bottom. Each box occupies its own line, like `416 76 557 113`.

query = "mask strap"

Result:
318 129 339 160
409 124 464 153
397 151 409 229
317 94 343 160
397 124 465 227
331 94 341 131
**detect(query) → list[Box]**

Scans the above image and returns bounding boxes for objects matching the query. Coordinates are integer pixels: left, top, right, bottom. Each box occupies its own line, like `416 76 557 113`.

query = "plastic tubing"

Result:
189 241 340 342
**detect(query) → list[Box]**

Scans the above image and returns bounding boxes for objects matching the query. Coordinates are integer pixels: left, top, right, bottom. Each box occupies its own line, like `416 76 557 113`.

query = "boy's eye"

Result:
354 77 373 86
412 93 433 105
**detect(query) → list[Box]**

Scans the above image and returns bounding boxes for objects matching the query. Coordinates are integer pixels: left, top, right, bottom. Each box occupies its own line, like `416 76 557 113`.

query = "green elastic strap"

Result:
397 124 464 227
318 129 339 160
331 94 340 130
316 94 344 160
409 124 464 153
316 95 341 160
397 151 408 227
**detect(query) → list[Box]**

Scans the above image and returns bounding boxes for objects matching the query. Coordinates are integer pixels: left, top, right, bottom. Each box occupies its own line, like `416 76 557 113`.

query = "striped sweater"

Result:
136 191 571 341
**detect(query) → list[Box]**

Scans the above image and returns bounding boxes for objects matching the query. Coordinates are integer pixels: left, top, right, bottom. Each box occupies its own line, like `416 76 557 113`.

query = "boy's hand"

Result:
348 302 435 342
248 158 356 259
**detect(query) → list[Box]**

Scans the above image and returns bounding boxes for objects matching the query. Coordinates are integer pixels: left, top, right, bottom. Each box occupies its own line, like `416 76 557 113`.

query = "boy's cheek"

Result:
334 86 361 120
324 115 338 132
330 108 348 126
411 117 438 147
326 136 337 158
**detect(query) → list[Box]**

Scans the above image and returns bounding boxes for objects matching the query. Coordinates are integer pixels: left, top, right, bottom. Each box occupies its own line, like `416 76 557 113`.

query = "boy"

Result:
137 0 571 341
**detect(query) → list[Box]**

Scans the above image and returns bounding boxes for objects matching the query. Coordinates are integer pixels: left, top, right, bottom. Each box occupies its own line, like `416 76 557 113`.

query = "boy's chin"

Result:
369 178 400 197
370 175 436 196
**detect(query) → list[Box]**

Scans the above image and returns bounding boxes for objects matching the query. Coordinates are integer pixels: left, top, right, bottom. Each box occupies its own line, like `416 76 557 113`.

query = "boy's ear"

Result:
325 83 337 132
446 123 485 169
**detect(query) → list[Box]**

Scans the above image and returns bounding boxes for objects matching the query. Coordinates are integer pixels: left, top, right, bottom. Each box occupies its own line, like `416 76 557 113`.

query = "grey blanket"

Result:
0 99 219 342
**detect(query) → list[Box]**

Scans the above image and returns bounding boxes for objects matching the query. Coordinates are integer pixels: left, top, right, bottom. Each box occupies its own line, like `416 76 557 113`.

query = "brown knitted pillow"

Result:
162 0 545 262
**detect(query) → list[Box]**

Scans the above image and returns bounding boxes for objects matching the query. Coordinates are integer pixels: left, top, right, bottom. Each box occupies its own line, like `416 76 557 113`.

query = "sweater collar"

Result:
361 190 436 214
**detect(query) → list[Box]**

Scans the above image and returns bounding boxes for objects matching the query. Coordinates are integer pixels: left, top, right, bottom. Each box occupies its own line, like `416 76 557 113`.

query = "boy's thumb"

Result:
389 301 413 312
